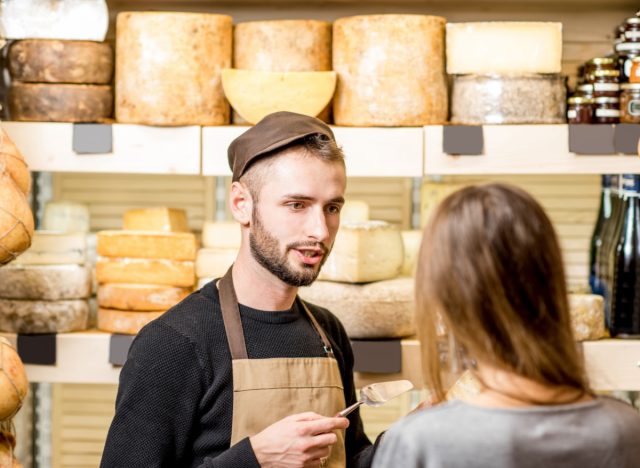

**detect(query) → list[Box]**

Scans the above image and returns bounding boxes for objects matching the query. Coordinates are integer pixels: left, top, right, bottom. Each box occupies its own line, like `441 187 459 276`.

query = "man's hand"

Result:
249 412 349 468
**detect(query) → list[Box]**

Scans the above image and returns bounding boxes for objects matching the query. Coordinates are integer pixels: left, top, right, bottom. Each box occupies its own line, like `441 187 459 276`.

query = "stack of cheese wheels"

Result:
0 231 91 333
232 20 332 123
0 337 28 468
96 208 195 335
332 14 447 126
196 221 241 289
0 128 33 266
447 22 566 124
115 12 232 126
7 39 113 122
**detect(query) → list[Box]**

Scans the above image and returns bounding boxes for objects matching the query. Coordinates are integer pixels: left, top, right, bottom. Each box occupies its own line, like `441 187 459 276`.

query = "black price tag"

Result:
614 124 640 155
72 123 113 154
16 334 56 365
442 125 484 155
568 124 616 154
109 334 135 366
351 339 402 374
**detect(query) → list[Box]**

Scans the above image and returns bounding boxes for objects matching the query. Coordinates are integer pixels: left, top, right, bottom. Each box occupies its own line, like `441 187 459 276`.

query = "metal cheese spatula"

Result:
337 379 414 417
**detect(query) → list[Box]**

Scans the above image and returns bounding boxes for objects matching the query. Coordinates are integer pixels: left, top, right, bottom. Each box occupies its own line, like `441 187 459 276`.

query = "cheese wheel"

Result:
98 308 164 335
0 265 91 300
8 39 113 84
8 83 113 123
13 231 86 266
116 12 232 126
0 338 28 421
123 208 189 233
299 278 415 339
42 201 90 233
333 14 447 126
96 231 196 261
0 173 34 266
569 294 606 341
446 22 563 75
196 248 237 279
0 299 89 333
98 283 190 311
401 230 423 277
202 221 241 249
96 257 195 288
320 221 404 283
341 200 369 223
0 128 30 196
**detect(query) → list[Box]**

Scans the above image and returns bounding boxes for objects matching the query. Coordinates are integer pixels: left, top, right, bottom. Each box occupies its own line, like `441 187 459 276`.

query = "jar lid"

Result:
594 97 620 103
587 57 616 65
593 69 620 77
626 17 640 25
568 96 594 104
621 83 640 90
616 42 640 52
578 83 594 91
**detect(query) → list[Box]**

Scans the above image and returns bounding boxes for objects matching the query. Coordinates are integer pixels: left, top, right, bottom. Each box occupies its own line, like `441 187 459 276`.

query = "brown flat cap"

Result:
228 111 336 182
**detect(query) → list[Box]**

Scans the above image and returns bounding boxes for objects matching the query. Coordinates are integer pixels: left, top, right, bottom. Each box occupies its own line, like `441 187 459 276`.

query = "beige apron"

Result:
218 268 347 468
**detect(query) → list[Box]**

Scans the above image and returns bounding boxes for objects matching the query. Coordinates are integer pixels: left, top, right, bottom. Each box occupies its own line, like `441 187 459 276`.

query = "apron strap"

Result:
298 299 334 357
218 267 249 360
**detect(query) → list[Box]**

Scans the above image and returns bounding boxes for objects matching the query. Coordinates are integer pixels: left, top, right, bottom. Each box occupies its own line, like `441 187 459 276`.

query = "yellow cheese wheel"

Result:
96 231 197 261
123 208 189 233
98 308 164 335
98 283 191 311
115 12 232 126
0 128 30 196
0 172 34 266
0 337 29 421
333 14 447 126
96 257 195 288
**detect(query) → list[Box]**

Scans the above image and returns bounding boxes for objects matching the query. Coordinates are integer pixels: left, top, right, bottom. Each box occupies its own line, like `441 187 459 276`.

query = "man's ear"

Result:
229 181 252 226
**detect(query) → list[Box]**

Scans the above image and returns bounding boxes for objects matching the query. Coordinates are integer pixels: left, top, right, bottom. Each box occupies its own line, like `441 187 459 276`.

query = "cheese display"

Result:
569 294 606 341
340 200 369 223
42 201 90 233
196 248 237 279
0 337 28 421
446 22 563 75
450 75 567 125
8 40 113 84
319 221 404 283
0 265 91 300
202 221 241 249
12 231 86 266
96 257 195 287
9 83 113 122
299 278 415 338
123 208 189 233
0 172 34 266
97 284 190 312
0 128 31 196
96 231 197 261
222 69 337 125
97 308 164 335
401 230 423 277
115 12 232 126
0 299 89 333
332 14 447 126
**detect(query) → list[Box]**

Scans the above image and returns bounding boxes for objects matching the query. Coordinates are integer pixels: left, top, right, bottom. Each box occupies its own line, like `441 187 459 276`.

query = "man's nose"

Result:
306 207 330 243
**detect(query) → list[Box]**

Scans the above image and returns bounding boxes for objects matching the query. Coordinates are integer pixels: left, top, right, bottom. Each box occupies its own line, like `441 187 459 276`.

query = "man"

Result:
101 112 380 467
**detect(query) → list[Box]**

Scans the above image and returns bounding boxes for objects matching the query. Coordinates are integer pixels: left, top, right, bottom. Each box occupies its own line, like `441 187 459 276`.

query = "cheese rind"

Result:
320 221 404 283
299 278 415 338
0 299 89 333
96 257 195 287
196 248 238 279
0 338 28 421
97 283 190 311
0 172 34 266
13 231 86 265
123 207 189 233
0 265 91 300
569 294 606 341
42 201 90 233
446 22 563 75
98 308 164 335
96 231 196 261
202 221 241 249
401 230 423 277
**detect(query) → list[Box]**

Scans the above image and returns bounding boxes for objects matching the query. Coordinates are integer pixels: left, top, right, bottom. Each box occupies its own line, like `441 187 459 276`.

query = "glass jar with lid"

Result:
567 96 593 124
593 96 620 124
630 57 640 83
585 57 617 82
576 83 594 98
625 16 640 42
620 83 640 123
592 69 620 97
616 42 640 82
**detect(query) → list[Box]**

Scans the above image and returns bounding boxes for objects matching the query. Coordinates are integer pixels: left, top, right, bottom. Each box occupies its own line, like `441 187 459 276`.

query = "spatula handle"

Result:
336 401 363 418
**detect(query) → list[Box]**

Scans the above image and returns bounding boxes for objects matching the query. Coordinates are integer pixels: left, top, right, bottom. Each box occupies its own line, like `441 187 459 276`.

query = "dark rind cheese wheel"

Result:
8 40 113 85
9 83 113 123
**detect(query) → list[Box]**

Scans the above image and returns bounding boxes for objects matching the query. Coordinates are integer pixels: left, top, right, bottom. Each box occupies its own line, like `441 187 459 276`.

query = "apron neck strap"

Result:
298 298 334 356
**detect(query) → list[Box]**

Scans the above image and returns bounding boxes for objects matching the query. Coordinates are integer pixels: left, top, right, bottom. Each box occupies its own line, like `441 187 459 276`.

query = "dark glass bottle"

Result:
610 174 640 337
597 175 622 325
589 175 613 295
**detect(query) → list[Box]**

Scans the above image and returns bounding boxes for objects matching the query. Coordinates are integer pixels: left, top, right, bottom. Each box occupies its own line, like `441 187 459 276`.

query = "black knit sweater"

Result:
100 280 377 467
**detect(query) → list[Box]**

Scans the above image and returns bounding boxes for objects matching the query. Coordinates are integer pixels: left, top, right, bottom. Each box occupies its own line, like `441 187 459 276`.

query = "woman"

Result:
373 183 640 468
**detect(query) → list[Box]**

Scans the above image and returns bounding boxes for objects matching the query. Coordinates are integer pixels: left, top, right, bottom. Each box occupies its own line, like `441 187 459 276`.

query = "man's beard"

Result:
249 208 329 287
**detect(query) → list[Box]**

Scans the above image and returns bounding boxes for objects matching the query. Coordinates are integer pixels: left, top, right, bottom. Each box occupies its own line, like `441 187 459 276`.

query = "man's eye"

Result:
327 205 341 214
289 202 305 210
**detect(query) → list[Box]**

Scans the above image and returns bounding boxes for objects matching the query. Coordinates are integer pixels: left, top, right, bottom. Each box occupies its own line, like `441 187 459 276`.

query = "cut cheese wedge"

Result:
97 231 197 261
196 248 237 279
0 265 92 300
202 221 241 249
98 308 164 335
0 299 89 333
13 231 86 265
221 69 337 124
98 283 191 311
96 257 195 287
123 208 189 233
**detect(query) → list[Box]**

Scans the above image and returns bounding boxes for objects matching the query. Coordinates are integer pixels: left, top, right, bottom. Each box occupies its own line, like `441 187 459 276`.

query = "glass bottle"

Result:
589 175 613 295
597 175 622 325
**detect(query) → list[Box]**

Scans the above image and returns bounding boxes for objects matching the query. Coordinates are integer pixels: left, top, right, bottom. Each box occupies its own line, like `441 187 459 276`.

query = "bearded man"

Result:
101 112 381 468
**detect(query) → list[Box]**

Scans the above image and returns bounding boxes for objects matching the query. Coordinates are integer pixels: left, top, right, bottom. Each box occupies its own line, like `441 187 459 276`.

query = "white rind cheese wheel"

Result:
13 231 86 266
98 283 190 311
340 200 369 223
401 230 423 277
0 299 89 333
0 337 28 421
115 12 232 126
320 221 404 283
300 278 415 339
196 248 237 279
42 201 90 233
0 172 34 266
569 294 605 341
98 308 164 335
446 22 563 75
202 221 241 249
0 265 91 300
96 257 195 288
0 128 31 196
123 208 189 233
333 14 447 126
96 231 197 261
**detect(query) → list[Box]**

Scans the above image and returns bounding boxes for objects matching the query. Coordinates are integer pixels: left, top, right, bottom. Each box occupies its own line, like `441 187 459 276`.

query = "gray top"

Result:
372 397 640 468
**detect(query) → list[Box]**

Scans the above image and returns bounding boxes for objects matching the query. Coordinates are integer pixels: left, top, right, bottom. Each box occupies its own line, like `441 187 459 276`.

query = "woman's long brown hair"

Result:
416 183 591 402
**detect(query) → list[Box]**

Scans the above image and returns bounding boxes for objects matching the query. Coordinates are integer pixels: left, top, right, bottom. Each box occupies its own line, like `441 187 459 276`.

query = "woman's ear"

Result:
229 181 252 226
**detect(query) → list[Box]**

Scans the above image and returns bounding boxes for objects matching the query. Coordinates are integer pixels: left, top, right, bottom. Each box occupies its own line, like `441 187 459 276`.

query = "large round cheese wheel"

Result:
115 12 232 126
0 299 89 334
0 128 30 196
332 14 447 126
0 172 34 266
0 337 29 421
8 40 113 84
9 83 113 123
95 257 195 288
0 265 92 300
98 283 190 311
98 308 164 335
299 278 416 339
